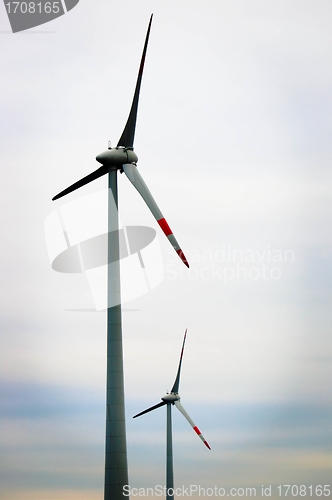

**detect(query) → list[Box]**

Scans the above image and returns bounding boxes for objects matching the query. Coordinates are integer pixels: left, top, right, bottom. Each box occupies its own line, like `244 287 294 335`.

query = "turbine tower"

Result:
134 330 211 500
52 15 189 500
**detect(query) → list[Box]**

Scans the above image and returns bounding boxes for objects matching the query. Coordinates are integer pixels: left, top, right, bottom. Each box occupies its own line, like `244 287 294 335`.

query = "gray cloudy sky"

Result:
1 1 332 499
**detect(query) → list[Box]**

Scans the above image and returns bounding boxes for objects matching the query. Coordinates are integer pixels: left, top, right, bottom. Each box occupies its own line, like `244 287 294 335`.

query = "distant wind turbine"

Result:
133 330 211 500
52 14 189 500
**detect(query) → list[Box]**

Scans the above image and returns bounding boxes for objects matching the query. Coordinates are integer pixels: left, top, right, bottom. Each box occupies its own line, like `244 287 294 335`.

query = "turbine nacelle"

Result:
162 393 180 403
96 147 138 167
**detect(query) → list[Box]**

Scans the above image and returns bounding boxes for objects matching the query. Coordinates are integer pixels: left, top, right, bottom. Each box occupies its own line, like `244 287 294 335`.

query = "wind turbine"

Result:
52 14 189 500
133 330 211 500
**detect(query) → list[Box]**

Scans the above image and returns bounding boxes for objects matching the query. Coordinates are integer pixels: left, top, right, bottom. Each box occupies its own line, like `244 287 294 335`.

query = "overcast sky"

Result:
1 1 332 499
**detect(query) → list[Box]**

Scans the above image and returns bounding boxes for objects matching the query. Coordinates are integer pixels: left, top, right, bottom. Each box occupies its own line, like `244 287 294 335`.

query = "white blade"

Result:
123 163 189 267
174 400 211 450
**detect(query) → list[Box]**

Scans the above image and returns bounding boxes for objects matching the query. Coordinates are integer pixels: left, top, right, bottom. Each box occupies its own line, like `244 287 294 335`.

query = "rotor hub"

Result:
162 393 180 403
96 147 138 167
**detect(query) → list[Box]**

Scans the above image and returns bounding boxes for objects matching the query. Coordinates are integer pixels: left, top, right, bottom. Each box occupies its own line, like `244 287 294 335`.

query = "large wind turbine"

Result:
52 15 189 500
133 330 211 500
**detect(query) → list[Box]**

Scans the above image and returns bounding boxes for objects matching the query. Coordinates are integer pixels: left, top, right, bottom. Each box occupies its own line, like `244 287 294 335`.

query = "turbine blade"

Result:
52 166 108 201
133 401 166 418
123 163 189 267
174 401 211 450
117 14 153 149
171 329 187 394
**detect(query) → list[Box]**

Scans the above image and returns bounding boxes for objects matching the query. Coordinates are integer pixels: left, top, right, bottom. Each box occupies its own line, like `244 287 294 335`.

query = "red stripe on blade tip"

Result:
176 249 189 268
193 426 201 435
157 218 172 236
204 441 211 450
